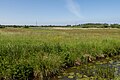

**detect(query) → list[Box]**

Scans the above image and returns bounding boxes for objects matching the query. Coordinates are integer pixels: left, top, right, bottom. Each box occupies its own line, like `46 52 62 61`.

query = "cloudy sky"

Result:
0 0 120 25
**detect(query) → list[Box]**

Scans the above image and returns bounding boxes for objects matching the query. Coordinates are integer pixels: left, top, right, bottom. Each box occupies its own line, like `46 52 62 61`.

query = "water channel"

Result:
53 56 120 80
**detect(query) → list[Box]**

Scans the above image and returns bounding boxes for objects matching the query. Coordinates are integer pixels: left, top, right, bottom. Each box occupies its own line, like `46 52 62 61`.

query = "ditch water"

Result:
52 56 120 80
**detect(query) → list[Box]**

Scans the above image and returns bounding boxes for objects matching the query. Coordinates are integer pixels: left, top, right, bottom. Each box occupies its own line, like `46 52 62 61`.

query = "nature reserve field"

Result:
0 28 120 80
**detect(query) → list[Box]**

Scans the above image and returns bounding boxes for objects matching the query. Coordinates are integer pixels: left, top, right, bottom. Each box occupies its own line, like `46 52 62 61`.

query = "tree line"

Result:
0 23 120 28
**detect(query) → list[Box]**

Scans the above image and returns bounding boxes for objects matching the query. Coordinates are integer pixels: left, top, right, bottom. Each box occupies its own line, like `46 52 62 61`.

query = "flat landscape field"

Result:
0 28 120 79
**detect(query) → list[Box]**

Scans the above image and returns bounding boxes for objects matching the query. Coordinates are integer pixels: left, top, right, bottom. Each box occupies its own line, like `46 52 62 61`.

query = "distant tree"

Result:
103 23 109 28
0 25 5 28
66 25 71 27
24 25 29 28
110 24 120 28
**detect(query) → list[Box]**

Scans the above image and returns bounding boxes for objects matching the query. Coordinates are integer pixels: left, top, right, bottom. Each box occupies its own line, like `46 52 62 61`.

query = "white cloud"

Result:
66 0 83 18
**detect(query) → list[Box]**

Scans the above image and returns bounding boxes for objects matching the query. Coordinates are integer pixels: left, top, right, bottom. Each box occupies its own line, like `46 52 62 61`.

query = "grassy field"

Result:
0 28 120 79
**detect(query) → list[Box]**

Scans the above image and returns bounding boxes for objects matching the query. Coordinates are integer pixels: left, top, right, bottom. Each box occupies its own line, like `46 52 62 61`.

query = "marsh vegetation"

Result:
0 28 120 80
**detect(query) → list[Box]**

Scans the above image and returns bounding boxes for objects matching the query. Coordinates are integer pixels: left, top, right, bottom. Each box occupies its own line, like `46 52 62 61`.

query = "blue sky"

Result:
0 0 120 25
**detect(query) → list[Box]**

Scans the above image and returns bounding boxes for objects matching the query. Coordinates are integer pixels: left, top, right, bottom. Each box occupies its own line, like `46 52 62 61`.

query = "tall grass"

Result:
0 28 120 79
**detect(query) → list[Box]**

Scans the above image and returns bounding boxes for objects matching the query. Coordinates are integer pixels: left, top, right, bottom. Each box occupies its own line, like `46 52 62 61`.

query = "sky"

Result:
0 0 120 25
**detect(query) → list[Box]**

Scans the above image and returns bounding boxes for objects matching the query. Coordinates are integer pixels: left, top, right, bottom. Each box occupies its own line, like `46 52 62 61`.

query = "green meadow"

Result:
0 28 120 80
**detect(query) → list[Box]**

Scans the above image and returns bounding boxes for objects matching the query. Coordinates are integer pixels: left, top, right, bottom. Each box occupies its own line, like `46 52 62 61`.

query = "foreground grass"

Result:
0 28 120 79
